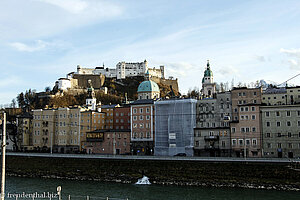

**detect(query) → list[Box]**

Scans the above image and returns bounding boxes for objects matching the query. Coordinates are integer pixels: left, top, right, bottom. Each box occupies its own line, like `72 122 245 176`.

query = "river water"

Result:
4 176 300 200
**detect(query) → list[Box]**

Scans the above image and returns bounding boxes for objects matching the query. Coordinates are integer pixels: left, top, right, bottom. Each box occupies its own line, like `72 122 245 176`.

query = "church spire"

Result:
207 60 210 69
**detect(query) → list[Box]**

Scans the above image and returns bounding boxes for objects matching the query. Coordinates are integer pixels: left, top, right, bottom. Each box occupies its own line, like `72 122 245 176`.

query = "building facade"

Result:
84 129 130 155
80 110 106 152
154 99 197 156
130 99 155 155
261 105 300 158
194 92 232 156
16 112 33 151
230 87 262 157
262 87 287 106
113 106 131 130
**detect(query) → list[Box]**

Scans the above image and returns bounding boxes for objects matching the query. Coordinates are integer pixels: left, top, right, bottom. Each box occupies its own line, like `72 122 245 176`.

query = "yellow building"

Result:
32 107 85 153
80 110 106 152
262 88 287 106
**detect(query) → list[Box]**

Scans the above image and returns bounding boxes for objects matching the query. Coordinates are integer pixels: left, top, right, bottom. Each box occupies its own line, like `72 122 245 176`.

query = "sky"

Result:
1 0 300 106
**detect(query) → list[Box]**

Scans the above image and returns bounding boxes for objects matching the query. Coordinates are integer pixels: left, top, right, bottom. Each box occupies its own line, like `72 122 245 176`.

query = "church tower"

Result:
202 60 216 98
86 80 97 110
137 70 160 100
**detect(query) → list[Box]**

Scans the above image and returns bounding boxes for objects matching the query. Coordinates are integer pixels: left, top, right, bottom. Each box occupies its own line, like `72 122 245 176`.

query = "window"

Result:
287 121 291 126
288 132 292 137
241 127 245 132
252 115 256 120
239 139 243 146
276 111 280 117
222 141 226 147
246 139 250 146
266 122 270 127
139 115 143 120
298 121 300 127
140 108 143 113
288 143 293 148
267 143 271 148
254 92 257 95
146 108 150 113
278 143 282 148
252 127 256 132
240 107 244 112
266 112 270 117
252 139 257 146
133 108 137 114
133 116 137 121
251 107 255 111
232 139 237 146
287 111 291 116
266 133 271 137
276 122 281 127
146 132 150 138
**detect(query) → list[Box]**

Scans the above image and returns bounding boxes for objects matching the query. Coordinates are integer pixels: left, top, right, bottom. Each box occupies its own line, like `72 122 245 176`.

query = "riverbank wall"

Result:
4 155 300 191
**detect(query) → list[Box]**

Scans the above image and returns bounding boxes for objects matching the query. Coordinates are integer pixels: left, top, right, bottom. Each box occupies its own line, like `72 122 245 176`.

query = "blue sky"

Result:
1 0 300 105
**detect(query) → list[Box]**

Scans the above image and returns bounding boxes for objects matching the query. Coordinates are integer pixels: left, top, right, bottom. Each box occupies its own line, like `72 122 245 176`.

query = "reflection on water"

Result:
5 176 300 200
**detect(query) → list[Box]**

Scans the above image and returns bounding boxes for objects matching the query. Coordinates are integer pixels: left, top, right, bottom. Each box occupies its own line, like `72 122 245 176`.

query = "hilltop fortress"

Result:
55 60 179 97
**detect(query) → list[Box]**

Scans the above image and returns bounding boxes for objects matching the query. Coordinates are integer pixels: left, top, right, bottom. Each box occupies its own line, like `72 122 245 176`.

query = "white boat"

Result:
135 176 151 185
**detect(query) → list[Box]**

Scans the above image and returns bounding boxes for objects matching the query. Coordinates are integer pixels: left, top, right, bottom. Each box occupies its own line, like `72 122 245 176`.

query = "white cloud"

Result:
217 65 240 77
10 40 48 52
280 48 300 56
160 62 197 78
9 40 69 52
280 48 300 70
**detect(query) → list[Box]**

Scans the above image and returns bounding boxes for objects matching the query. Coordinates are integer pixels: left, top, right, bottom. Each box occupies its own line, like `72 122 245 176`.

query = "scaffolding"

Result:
154 99 197 156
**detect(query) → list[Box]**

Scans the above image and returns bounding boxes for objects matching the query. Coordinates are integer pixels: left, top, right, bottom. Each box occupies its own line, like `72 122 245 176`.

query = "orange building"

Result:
101 104 120 129
113 106 131 130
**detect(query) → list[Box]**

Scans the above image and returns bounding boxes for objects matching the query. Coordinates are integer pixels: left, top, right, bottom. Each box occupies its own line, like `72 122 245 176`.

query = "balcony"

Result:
204 136 219 140
204 145 220 150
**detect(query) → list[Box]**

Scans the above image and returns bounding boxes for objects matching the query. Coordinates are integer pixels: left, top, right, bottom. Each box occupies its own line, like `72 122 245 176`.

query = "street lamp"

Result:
1 112 6 200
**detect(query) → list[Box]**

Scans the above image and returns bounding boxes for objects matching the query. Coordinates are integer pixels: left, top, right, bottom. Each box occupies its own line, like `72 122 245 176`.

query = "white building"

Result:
57 78 72 91
66 60 164 80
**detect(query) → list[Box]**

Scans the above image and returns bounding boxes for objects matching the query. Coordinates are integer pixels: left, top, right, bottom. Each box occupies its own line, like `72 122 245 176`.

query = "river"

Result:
4 176 300 200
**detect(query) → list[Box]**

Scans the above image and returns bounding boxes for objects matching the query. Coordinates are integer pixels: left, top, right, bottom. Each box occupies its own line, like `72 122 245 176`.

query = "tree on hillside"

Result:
187 87 200 98
17 92 25 108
